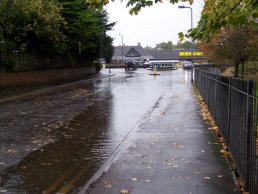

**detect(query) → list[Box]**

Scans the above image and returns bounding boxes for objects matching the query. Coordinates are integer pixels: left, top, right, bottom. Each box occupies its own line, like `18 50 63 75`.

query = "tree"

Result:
155 40 195 50
156 41 174 49
58 0 115 61
191 0 257 40
84 0 194 15
0 0 115 62
198 25 258 77
176 40 195 49
0 0 66 53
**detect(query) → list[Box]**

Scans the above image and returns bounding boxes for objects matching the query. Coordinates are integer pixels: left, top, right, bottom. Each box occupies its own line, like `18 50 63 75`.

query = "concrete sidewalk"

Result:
80 78 238 194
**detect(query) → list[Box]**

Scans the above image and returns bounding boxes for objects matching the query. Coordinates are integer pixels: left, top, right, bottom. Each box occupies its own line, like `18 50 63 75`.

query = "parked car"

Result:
98 58 106 64
182 61 193 69
124 59 137 70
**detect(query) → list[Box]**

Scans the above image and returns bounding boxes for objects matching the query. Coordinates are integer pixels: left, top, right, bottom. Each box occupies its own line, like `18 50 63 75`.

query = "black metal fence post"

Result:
226 77 231 145
214 73 218 121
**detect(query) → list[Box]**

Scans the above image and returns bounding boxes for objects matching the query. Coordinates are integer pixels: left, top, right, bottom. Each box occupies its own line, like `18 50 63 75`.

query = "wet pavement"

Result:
0 68 238 193
80 69 238 194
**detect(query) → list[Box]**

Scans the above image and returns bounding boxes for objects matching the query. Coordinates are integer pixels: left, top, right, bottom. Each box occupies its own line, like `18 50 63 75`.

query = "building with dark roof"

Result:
113 46 154 61
112 46 205 62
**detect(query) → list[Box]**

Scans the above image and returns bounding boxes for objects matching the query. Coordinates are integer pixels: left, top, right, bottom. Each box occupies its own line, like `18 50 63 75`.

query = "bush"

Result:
94 61 102 72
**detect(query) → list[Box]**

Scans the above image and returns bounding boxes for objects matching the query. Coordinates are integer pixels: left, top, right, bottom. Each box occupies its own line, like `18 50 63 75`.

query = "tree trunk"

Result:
234 63 239 77
241 61 245 78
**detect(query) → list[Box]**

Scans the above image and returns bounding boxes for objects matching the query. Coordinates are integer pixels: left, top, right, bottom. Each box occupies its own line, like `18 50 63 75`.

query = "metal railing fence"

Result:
194 68 258 194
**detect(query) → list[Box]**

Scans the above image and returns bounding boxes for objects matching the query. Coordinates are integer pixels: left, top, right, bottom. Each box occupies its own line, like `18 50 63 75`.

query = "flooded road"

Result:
0 68 191 193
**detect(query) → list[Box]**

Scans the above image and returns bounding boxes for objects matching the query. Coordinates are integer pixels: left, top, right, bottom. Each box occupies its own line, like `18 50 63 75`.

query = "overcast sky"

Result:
105 0 204 48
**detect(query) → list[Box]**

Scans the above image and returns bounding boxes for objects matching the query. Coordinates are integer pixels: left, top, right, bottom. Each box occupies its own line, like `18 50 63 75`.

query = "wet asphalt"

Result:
0 68 238 194
80 69 238 194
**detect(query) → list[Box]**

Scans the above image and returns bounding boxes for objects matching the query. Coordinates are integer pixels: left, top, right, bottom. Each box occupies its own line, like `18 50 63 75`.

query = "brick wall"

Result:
0 67 96 89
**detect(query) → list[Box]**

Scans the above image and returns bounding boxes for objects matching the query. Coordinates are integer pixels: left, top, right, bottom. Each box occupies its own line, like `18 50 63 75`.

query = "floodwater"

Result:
0 68 191 193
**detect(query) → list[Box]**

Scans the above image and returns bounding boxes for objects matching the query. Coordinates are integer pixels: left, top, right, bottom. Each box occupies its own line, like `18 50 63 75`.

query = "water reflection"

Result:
0 90 115 194
0 69 177 193
184 70 188 82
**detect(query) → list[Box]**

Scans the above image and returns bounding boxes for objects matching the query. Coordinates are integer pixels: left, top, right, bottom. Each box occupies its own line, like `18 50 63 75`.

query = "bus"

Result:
149 60 179 70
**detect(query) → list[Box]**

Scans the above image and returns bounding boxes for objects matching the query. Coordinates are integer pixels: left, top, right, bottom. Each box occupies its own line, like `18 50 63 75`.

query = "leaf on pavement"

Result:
166 162 173 166
6 149 17 155
132 177 138 181
120 189 130 194
104 181 112 189
220 149 230 157
105 184 112 188
145 179 151 183
203 176 210 180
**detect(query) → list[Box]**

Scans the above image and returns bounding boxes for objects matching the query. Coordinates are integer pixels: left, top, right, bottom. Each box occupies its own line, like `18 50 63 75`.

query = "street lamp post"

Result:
119 34 123 69
178 5 194 82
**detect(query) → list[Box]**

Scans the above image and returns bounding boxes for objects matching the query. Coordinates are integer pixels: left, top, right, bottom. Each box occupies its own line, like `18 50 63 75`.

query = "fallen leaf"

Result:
166 162 173 166
217 174 224 178
120 189 130 194
203 176 210 180
145 179 151 183
172 165 179 168
220 149 230 157
105 184 112 188
132 177 138 181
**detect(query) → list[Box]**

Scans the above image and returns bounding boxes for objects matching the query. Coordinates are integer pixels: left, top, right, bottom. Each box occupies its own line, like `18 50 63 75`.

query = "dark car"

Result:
124 59 137 70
